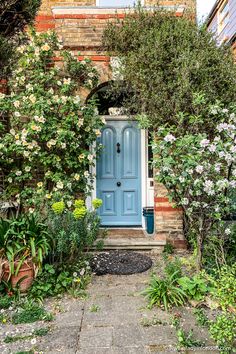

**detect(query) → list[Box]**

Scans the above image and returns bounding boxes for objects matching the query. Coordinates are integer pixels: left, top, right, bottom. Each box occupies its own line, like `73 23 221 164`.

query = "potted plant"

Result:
0 214 51 292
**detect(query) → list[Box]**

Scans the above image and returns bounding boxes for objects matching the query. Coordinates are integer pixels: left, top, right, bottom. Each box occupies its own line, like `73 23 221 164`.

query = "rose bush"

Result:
0 30 104 211
152 103 236 269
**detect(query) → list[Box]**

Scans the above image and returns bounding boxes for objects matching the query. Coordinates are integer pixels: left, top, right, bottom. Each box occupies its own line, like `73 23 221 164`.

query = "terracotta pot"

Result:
2 259 34 293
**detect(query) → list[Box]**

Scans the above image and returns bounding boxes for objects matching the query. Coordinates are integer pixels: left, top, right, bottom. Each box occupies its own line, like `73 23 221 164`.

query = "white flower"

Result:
41 43 50 51
74 174 80 181
208 144 216 153
214 164 221 172
61 96 67 103
30 338 37 345
78 118 84 128
14 112 21 117
67 201 72 207
88 72 94 78
222 108 228 114
182 198 189 205
225 228 231 235
164 134 176 143
46 139 56 148
23 151 30 157
200 139 210 148
25 166 31 172
95 129 101 137
84 171 89 178
179 176 185 183
10 129 16 135
101 116 106 124
63 78 71 85
15 170 22 176
203 180 215 195
216 179 229 190
73 272 78 277
29 94 36 104
13 101 20 108
88 154 94 161
80 268 85 276
56 181 64 189
61 143 66 149
73 96 80 104
31 124 41 132
8 177 13 183
195 165 204 174
0 93 6 99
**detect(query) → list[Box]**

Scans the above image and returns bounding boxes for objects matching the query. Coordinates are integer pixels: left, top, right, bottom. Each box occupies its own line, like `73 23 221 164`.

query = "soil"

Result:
90 250 153 275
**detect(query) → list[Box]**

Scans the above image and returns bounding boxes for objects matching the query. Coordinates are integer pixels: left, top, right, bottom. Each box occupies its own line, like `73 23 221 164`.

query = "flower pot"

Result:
2 259 34 293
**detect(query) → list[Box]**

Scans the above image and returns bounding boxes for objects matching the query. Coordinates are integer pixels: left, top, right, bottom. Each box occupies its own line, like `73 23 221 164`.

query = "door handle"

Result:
117 143 121 153
117 182 121 187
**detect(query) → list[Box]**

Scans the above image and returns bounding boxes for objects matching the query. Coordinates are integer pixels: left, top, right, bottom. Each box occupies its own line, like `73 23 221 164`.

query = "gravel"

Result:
90 251 153 275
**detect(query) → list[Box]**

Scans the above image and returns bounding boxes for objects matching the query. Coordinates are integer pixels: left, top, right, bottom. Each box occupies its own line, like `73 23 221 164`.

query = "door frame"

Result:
87 115 147 229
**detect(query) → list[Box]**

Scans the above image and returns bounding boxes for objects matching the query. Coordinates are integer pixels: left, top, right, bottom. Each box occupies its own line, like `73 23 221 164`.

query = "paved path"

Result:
0 258 219 354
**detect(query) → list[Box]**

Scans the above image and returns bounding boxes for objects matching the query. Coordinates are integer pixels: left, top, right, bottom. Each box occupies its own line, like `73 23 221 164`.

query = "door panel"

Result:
96 120 141 226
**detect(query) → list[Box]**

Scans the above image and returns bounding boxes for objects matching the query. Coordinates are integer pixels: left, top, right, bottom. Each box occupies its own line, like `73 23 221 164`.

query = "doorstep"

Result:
94 228 166 252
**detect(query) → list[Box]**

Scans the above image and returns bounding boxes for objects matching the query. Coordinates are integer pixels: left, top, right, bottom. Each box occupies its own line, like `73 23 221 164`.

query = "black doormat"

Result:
90 251 153 275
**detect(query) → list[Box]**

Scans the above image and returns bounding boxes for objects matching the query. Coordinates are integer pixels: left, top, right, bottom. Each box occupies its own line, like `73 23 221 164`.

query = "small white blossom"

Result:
225 228 231 235
164 134 176 143
200 139 210 148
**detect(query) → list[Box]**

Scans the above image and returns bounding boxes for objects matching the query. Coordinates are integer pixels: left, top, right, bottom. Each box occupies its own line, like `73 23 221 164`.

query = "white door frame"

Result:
87 115 147 228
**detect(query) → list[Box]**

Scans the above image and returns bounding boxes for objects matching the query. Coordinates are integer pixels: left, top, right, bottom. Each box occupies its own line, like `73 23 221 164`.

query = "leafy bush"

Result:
28 260 91 299
48 199 102 264
177 275 209 301
209 314 236 354
142 272 187 311
209 264 236 311
164 256 182 281
0 213 51 276
0 295 12 309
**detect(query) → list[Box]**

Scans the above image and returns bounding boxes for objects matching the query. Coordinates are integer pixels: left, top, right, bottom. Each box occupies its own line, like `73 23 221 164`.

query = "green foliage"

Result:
0 213 51 276
0 295 12 309
152 104 236 270
89 304 100 312
209 314 236 354
0 30 102 209
163 242 174 255
28 260 91 299
12 301 53 324
177 275 209 301
48 205 102 264
4 327 49 343
177 329 204 349
164 256 182 281
209 264 236 311
142 272 187 311
0 0 41 78
193 308 209 327
104 7 236 133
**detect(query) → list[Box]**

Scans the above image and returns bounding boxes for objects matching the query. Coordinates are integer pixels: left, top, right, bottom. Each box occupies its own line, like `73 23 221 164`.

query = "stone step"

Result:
93 237 165 252
105 228 146 239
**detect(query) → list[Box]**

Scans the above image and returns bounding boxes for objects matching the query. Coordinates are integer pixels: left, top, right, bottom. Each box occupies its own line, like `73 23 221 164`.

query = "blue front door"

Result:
96 120 142 226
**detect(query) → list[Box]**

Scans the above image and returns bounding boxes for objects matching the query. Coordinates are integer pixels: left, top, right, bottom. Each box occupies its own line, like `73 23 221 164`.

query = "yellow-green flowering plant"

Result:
48 197 103 264
92 198 103 209
0 29 104 210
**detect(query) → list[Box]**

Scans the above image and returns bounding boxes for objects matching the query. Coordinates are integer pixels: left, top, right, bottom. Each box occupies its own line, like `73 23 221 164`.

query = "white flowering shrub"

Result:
152 105 236 269
0 30 104 210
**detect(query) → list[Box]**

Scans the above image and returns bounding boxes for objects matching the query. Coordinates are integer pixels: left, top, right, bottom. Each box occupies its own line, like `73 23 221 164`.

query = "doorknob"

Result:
116 143 121 153
117 182 121 187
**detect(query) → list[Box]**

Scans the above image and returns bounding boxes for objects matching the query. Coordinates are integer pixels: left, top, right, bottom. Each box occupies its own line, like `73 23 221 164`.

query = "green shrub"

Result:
12 301 53 324
48 206 102 264
142 272 187 311
177 275 209 301
210 264 236 311
209 314 236 354
0 295 12 309
28 260 91 299
164 256 182 281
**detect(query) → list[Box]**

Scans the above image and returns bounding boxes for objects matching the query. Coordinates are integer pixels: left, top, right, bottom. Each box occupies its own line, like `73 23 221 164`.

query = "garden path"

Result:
0 254 220 354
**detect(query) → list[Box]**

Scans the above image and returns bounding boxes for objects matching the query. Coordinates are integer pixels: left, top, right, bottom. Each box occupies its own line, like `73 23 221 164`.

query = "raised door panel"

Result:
121 126 138 179
122 190 138 216
100 191 116 216
99 127 116 179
